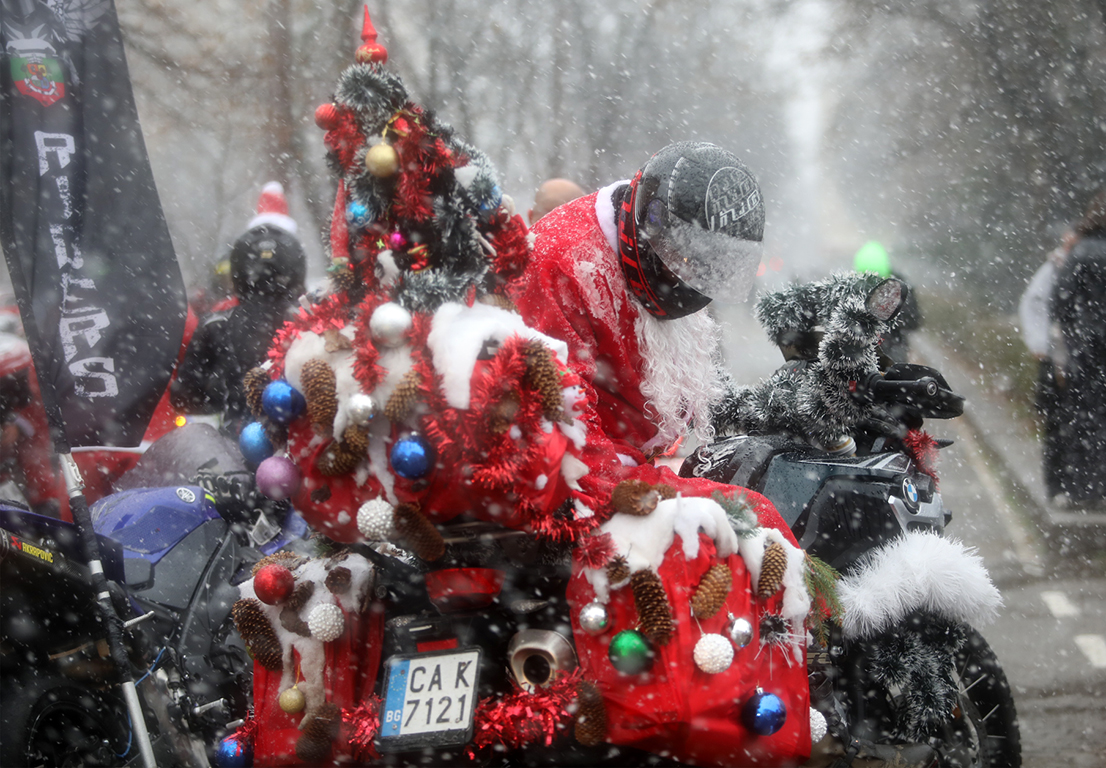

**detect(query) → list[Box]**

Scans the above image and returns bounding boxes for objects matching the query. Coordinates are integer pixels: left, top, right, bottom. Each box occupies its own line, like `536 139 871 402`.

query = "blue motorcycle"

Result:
0 424 307 766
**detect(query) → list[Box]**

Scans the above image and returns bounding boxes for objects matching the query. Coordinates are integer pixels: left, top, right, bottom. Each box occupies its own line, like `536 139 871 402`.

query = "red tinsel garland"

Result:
267 293 353 372
903 428 939 483
226 709 259 747
489 213 531 283
343 696 383 763
574 532 616 570
466 671 582 759
323 107 365 172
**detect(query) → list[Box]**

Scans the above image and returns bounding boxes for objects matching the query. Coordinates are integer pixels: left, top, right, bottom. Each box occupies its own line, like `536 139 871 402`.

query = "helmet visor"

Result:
642 219 763 303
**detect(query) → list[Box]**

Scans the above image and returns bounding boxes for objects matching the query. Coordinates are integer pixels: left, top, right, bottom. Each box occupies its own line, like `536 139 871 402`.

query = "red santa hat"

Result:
247 181 298 235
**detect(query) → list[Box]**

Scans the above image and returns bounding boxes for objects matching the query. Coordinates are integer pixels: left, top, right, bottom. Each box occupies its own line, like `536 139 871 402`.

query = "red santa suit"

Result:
510 182 655 461
509 184 812 766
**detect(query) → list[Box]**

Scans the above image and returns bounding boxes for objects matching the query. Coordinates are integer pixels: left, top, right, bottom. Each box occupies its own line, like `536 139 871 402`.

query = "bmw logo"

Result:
901 477 919 508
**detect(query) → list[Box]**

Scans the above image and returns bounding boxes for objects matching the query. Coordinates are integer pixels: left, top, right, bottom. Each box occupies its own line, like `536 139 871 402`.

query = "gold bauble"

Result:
365 143 399 178
279 685 306 714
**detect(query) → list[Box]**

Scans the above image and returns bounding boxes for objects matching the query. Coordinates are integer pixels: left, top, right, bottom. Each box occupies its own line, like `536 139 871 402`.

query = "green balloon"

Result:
608 629 654 675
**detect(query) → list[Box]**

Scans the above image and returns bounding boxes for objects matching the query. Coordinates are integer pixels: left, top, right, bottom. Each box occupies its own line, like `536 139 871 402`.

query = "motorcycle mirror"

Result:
867 278 906 322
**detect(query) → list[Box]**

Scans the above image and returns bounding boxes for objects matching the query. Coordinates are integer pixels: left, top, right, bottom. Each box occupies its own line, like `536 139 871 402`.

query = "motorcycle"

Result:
0 423 308 766
677 277 1021 767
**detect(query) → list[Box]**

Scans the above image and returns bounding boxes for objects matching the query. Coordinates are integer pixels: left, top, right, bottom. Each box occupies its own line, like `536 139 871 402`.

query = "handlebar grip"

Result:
855 373 939 404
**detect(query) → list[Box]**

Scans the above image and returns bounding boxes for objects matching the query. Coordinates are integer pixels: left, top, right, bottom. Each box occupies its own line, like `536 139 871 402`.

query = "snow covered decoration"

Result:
234 552 376 718
836 530 1001 640
246 9 599 547
712 272 904 446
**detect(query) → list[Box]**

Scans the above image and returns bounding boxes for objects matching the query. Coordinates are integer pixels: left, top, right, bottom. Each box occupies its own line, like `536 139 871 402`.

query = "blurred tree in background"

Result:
824 0 1106 308
114 0 1106 316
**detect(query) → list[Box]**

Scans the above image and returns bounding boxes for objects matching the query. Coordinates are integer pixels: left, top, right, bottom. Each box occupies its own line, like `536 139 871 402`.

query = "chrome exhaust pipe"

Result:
507 629 577 691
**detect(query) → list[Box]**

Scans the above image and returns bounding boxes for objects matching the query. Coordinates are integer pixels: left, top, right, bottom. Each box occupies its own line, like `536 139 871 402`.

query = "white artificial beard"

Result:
636 309 725 452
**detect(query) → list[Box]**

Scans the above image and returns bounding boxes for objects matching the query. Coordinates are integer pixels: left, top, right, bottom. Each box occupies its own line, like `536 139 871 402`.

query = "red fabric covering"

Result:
568 532 810 766
250 604 385 766
509 189 658 457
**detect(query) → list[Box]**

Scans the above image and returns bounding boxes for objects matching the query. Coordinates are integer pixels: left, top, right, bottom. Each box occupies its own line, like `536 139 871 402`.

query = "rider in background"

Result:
171 182 306 436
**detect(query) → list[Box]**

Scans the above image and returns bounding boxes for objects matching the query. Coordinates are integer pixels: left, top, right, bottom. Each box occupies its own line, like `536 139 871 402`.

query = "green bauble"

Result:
608 629 654 675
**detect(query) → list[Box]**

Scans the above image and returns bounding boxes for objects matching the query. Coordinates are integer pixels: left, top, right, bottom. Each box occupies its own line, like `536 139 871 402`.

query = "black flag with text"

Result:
0 0 185 447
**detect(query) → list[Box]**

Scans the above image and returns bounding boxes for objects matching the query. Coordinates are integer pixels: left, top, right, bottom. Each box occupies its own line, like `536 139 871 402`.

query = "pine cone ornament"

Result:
758 541 789 600
295 701 342 765
243 367 269 417
342 423 370 455
251 550 305 577
523 341 566 423
393 503 445 561
611 479 675 516
231 598 284 671
574 679 607 747
317 441 362 476
384 368 423 423
279 606 311 637
691 563 733 619
489 391 521 434
325 566 352 594
606 555 631 586
286 579 315 613
302 358 339 435
631 569 673 646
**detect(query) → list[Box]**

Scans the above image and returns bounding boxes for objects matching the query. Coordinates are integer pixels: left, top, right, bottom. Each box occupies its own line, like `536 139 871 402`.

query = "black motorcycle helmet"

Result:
230 224 307 302
617 142 765 319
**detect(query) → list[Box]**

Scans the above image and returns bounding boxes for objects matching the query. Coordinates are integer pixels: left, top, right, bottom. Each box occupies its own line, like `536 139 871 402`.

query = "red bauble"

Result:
254 563 295 605
315 103 340 131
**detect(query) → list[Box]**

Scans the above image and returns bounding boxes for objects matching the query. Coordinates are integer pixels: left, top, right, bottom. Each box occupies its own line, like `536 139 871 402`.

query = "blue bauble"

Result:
261 380 305 424
390 434 433 479
345 200 373 229
214 736 253 767
238 421 274 465
741 690 787 736
477 184 503 217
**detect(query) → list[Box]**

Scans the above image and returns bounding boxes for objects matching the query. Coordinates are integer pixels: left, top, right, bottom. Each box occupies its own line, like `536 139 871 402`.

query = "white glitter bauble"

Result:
348 393 377 427
307 603 345 642
693 633 734 674
357 498 395 541
578 601 611 636
727 614 754 648
370 302 412 348
810 708 828 743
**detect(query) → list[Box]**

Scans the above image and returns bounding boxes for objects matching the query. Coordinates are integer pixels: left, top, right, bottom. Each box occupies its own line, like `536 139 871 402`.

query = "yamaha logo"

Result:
176 487 197 503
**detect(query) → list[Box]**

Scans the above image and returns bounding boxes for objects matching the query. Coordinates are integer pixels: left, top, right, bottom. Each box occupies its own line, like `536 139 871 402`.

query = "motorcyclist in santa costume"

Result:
510 143 815 764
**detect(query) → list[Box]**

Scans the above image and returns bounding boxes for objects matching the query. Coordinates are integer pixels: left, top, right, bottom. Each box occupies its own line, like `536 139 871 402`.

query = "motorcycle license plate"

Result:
378 647 481 752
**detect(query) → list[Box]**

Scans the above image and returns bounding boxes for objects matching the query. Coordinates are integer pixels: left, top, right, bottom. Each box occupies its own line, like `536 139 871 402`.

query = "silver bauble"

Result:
370 302 412 348
727 614 754 648
348 393 377 427
578 601 611 636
